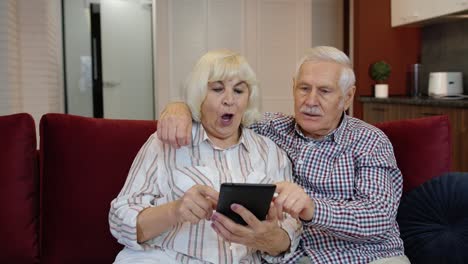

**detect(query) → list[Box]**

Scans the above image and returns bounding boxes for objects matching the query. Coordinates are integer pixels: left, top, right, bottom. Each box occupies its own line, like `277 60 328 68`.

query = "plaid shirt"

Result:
251 113 405 264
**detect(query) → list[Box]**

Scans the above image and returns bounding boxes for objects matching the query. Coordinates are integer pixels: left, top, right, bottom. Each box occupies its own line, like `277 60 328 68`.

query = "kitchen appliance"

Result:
428 72 463 97
407 64 422 97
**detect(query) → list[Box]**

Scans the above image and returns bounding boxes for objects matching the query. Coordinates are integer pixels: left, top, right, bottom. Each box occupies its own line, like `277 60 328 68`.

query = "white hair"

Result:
295 46 356 93
184 49 261 126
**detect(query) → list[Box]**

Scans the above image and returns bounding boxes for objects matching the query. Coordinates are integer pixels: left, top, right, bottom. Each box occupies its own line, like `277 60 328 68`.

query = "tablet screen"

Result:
216 183 276 225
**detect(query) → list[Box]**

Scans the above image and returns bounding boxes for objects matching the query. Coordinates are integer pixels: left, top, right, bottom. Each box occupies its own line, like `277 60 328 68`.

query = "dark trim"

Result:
90 3 103 118
343 0 350 56
61 0 68 113
150 9 155 120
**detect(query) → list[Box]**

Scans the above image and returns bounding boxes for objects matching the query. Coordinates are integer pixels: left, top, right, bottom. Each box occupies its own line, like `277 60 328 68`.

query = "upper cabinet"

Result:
391 0 468 27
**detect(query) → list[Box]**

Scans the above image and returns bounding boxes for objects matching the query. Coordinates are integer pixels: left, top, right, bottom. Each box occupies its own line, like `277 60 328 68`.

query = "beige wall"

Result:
311 0 344 50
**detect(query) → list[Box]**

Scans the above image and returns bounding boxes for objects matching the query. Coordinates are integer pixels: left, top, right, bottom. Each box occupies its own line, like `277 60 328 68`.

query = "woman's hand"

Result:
210 203 290 256
175 185 219 224
274 181 315 221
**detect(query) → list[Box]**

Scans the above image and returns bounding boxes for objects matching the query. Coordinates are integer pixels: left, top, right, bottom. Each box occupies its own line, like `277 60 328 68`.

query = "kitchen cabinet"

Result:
439 0 468 17
362 103 400 124
362 99 468 172
391 0 468 27
391 0 433 27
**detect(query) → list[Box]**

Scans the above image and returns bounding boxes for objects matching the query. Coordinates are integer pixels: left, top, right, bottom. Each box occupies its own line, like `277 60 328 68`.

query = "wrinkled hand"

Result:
210 203 290 256
157 102 193 148
175 185 219 224
274 182 315 221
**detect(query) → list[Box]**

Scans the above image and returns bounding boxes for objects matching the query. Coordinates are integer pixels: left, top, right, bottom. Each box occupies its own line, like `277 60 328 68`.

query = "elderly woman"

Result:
109 49 300 264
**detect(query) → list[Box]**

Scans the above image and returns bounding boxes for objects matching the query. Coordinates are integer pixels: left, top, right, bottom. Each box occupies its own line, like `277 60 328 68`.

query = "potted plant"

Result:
370 60 391 98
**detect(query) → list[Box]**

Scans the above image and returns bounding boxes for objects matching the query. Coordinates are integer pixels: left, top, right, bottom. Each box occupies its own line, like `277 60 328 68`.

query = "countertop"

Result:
359 96 468 108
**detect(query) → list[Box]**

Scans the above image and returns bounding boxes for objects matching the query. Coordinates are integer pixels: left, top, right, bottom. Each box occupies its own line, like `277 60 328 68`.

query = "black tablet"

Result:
216 183 276 225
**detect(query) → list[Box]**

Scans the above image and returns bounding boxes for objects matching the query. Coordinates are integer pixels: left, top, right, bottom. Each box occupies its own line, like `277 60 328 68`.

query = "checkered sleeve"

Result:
248 112 286 135
304 137 403 242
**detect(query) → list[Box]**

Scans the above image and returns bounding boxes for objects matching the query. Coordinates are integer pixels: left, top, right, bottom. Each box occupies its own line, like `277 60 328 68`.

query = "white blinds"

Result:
0 0 64 125
0 0 22 114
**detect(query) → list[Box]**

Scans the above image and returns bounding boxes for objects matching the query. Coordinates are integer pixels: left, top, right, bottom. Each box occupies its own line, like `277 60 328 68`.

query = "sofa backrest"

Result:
374 115 451 193
0 113 39 264
39 113 157 264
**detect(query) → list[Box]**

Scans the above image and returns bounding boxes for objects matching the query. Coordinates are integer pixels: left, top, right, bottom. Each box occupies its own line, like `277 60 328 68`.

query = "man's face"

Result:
293 61 355 140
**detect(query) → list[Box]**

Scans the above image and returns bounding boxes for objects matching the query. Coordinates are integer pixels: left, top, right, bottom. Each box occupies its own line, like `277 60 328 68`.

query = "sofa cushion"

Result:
397 172 468 264
39 114 157 264
374 115 451 193
0 113 39 264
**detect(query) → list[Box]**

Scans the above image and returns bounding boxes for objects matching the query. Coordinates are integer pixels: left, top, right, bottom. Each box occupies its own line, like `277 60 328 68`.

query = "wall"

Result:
353 0 420 118
311 0 343 50
421 19 468 95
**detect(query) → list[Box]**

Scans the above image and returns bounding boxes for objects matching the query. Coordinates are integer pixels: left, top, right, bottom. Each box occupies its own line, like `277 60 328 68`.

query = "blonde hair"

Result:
295 46 356 93
185 49 261 126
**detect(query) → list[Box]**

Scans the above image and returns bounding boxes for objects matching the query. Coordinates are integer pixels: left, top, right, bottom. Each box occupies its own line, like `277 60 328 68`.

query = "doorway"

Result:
62 0 154 120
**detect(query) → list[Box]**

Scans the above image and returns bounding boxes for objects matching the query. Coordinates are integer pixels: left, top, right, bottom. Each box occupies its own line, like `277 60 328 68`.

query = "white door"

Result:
101 0 154 120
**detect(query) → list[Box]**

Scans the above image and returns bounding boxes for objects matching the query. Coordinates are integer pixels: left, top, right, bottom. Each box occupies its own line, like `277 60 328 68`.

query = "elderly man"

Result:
158 46 409 264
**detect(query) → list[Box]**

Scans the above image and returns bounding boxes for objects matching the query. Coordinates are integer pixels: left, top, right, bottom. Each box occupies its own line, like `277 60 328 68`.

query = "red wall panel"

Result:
353 0 421 118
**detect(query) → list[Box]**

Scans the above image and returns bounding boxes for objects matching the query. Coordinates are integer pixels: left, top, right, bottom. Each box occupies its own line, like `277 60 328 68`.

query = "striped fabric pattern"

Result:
252 113 405 264
109 122 301 264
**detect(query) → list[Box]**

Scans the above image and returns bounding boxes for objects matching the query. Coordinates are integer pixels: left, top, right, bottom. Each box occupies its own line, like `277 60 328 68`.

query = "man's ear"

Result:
344 86 356 110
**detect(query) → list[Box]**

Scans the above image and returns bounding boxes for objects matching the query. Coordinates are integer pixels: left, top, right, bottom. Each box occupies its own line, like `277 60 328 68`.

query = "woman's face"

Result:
200 77 250 148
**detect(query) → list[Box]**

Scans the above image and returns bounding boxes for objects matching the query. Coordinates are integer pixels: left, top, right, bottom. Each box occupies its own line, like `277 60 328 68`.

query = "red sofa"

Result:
0 113 451 263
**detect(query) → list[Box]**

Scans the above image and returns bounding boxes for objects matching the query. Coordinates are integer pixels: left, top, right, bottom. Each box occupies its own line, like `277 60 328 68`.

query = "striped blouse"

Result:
109 122 301 264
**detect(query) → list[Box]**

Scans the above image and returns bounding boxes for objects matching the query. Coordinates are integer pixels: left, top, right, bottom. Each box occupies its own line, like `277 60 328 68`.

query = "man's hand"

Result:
157 102 193 148
274 182 315 221
210 203 290 256
175 185 219 224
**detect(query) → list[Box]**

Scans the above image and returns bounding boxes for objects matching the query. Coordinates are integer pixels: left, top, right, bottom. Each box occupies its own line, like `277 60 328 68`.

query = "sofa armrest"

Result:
0 113 39 263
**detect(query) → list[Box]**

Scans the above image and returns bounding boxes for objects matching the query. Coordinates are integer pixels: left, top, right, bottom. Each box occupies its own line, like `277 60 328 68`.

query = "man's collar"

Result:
192 122 250 152
294 113 348 144
332 113 348 144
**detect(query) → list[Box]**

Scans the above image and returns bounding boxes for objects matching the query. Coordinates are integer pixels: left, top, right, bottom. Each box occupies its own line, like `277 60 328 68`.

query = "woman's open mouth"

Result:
221 113 234 125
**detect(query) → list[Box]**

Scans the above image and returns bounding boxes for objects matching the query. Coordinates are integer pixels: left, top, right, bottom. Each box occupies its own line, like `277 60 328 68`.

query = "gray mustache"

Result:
300 106 323 115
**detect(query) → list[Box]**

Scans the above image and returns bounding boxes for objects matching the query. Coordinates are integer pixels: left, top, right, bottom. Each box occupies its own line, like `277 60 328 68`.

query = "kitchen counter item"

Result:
428 72 463 97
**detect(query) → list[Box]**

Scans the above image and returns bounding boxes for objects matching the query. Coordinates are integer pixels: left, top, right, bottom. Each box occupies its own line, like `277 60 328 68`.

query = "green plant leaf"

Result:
370 61 391 82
